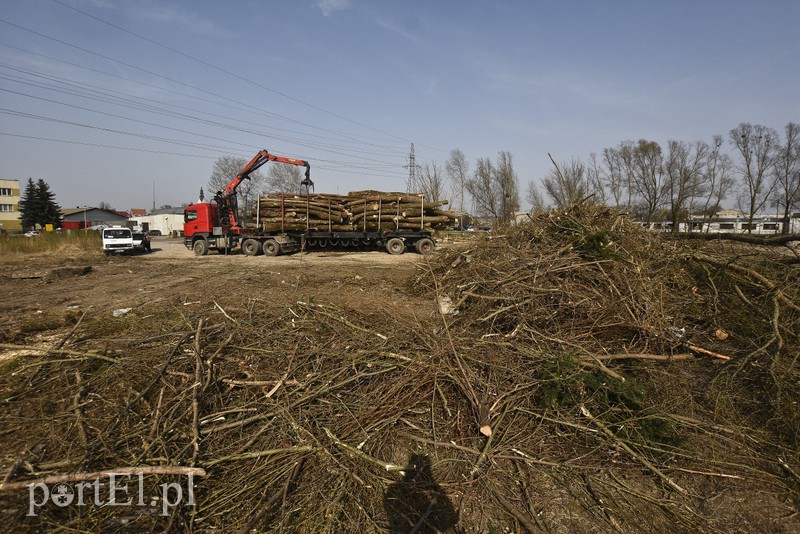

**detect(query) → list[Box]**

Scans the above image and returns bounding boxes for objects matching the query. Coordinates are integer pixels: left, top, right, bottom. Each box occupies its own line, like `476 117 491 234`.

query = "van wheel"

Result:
193 239 209 256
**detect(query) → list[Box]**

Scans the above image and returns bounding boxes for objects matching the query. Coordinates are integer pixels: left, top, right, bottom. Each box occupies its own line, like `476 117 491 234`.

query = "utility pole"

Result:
404 143 420 193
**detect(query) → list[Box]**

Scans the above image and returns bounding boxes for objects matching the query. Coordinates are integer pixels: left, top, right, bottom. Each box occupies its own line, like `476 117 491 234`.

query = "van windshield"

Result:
103 229 131 238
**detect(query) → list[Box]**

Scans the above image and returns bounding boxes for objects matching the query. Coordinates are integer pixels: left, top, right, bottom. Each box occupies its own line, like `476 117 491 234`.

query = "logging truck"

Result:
183 150 436 257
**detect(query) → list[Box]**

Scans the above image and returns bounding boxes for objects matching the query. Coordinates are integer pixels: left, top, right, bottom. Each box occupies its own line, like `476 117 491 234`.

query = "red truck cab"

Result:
183 202 237 255
184 202 217 238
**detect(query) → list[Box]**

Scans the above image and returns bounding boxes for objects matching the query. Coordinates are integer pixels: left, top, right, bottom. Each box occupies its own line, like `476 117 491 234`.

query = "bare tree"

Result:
619 141 638 211
586 153 606 204
208 155 265 225
445 149 469 214
265 164 304 194
697 135 734 231
630 140 666 223
97 201 114 211
601 146 625 209
495 151 520 223
729 123 778 233
771 122 800 234
467 152 521 224
466 158 499 221
684 141 711 227
526 180 546 212
543 155 589 208
415 162 446 202
665 140 708 232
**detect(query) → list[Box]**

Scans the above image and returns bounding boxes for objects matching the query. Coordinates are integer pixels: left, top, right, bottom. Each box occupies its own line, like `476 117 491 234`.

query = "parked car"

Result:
147 229 162 236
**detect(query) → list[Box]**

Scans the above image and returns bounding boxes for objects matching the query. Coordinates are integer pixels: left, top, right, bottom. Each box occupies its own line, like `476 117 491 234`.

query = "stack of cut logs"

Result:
253 190 457 232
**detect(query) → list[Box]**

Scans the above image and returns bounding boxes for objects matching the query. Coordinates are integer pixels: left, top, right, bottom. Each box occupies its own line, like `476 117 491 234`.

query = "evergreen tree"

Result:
18 178 61 229
35 179 61 228
18 178 38 230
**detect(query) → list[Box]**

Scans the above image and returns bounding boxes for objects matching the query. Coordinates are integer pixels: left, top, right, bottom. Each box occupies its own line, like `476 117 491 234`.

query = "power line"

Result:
0 131 218 158
0 16 423 183
50 0 413 145
0 73 408 166
0 108 245 153
0 51 407 157
0 22 409 153
0 83 407 174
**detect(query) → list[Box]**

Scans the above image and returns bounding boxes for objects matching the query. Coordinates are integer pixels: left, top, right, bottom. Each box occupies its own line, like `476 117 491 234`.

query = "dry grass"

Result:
0 231 101 257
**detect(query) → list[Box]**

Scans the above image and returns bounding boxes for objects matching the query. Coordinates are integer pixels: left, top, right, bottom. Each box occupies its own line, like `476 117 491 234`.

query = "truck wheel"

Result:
386 237 405 255
193 239 209 256
415 238 435 255
262 239 281 256
242 239 261 256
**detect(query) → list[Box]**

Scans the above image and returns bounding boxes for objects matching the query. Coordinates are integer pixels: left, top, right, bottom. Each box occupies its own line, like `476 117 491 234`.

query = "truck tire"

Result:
193 239 209 256
415 238 435 255
262 239 281 256
242 239 261 256
386 237 405 255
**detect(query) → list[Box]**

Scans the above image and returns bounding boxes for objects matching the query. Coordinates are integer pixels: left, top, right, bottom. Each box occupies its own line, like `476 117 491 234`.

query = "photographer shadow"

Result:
384 453 458 533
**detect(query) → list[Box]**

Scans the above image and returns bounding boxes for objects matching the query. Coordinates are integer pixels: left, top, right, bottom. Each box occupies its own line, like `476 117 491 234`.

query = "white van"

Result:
102 227 134 256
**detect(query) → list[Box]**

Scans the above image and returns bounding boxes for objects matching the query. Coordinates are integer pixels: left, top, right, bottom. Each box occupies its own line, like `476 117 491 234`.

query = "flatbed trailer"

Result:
186 228 435 256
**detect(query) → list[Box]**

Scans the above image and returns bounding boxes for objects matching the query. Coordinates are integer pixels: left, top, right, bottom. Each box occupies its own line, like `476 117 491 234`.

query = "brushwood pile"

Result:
0 205 798 532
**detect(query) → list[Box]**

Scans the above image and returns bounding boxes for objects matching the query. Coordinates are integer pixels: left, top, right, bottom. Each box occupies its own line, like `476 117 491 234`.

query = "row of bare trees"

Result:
531 122 799 233
206 121 796 232
408 149 521 225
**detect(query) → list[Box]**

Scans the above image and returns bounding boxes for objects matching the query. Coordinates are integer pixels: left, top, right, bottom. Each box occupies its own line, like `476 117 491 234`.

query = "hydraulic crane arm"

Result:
224 150 312 197
217 149 312 232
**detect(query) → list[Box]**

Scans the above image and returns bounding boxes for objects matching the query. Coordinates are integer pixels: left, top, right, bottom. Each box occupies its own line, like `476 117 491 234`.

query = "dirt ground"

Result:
0 237 434 349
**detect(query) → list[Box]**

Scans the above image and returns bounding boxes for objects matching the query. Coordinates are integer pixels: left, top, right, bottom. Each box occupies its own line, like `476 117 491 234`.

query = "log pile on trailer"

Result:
253 191 458 232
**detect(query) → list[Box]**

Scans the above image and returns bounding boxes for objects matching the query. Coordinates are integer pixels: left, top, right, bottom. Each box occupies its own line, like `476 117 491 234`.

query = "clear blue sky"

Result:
0 0 797 211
